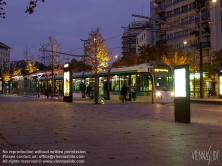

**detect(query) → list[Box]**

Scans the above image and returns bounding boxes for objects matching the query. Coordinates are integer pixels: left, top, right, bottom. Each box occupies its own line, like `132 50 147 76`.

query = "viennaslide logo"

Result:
191 146 219 165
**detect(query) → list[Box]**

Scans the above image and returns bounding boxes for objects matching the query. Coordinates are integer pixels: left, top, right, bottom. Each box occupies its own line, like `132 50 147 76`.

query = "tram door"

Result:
99 76 105 100
120 75 130 101
103 77 109 100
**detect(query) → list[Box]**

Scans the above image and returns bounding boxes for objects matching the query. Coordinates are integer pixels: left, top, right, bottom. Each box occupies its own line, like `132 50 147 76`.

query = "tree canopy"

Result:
84 28 110 104
137 44 170 63
160 49 193 70
111 53 138 68
25 0 45 14
0 0 45 18
70 58 92 72
84 28 110 73
206 49 222 75
2 69 10 84
111 44 193 70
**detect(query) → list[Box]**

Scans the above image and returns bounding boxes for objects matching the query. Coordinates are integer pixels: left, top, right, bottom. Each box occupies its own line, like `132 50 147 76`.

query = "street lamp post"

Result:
51 51 54 99
80 39 88 98
36 68 39 97
94 38 99 104
184 41 197 97
81 39 88 71
197 1 204 98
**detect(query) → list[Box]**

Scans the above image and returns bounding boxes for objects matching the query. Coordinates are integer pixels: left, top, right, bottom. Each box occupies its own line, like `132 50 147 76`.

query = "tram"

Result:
40 63 174 103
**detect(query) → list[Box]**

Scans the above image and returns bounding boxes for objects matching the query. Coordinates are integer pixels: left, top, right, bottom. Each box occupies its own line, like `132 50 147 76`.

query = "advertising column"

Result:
63 63 73 102
219 70 222 99
174 64 190 123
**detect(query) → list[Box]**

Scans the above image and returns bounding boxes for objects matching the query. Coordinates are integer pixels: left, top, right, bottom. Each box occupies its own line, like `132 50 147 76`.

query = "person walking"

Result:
121 81 127 102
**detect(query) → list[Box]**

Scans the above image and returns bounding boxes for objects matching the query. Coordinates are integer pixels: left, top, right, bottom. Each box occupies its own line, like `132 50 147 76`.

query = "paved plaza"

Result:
0 95 222 166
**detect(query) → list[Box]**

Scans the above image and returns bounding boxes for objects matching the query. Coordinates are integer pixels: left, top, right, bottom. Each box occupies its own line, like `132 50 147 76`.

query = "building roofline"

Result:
0 42 12 49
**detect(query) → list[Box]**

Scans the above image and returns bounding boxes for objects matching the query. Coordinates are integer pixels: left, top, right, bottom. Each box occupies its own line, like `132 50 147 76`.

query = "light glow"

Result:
220 76 222 95
174 68 186 97
64 64 69 68
156 91 161 97
64 71 70 96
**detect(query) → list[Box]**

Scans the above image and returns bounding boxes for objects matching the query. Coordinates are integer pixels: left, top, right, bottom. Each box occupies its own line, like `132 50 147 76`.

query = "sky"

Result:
0 0 150 64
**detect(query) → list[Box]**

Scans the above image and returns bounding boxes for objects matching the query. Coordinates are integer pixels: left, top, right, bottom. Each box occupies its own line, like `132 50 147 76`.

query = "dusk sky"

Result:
1 0 150 64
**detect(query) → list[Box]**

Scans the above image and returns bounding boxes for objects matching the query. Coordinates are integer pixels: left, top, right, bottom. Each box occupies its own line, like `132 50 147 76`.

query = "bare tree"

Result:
39 36 61 98
24 46 37 74
84 28 110 104
39 36 62 69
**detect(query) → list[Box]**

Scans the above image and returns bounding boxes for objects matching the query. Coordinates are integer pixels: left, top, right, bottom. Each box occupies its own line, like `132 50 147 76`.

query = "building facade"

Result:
150 0 221 96
122 21 150 56
151 0 219 62
136 28 153 53
0 42 11 74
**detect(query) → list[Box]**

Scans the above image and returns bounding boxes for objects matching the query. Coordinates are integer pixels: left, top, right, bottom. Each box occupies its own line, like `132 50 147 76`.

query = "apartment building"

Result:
150 0 221 96
151 0 220 63
0 42 11 74
121 21 150 56
136 28 153 53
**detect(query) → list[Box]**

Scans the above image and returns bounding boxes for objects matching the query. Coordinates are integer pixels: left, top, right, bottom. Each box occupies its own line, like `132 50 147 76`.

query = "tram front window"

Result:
155 77 173 91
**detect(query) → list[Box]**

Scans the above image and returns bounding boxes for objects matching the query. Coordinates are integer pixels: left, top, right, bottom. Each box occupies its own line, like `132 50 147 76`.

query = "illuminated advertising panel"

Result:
63 63 73 102
64 71 70 96
220 76 222 95
174 64 190 123
174 68 186 97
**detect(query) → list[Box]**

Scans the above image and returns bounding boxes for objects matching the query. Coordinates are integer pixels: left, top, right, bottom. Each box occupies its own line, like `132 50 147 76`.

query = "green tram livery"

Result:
39 63 174 103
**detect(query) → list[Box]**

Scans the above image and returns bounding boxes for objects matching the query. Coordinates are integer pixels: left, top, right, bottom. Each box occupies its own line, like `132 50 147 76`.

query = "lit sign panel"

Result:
174 68 186 97
154 68 169 72
64 71 70 96
64 64 69 68
220 76 222 95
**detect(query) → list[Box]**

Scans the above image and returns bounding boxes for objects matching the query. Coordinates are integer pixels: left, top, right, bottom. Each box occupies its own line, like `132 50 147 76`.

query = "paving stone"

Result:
0 95 222 165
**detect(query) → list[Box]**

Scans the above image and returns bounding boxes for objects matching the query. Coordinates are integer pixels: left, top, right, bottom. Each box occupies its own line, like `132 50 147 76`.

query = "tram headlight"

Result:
171 92 174 97
156 91 161 97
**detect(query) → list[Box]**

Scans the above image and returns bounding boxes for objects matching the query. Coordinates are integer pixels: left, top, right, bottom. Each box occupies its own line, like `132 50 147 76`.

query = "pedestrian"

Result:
121 81 127 102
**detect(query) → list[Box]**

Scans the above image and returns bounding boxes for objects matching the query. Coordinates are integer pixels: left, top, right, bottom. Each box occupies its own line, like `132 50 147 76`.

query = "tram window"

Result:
111 75 120 91
139 73 152 91
155 77 173 91
72 79 81 91
131 74 136 86
120 75 129 89
167 77 174 90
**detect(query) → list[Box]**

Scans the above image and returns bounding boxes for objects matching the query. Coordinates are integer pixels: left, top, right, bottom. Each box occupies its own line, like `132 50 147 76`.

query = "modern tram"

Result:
39 63 174 103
